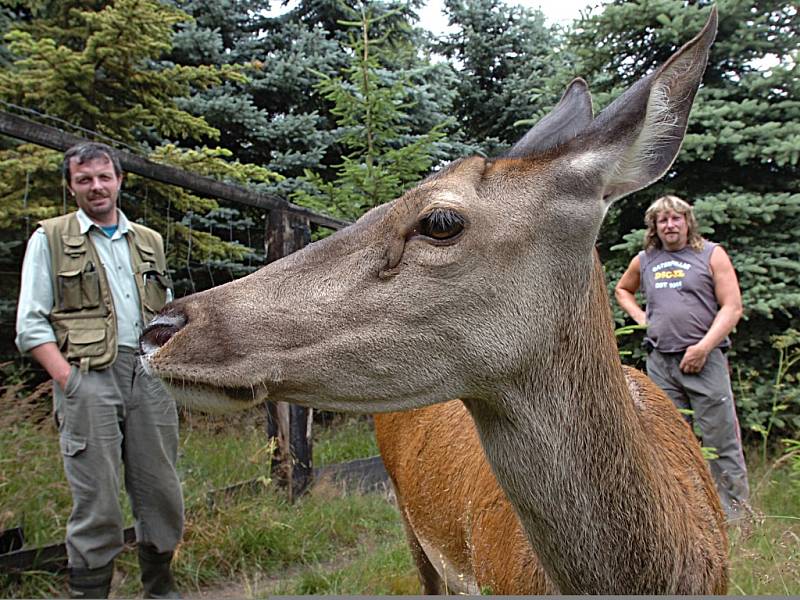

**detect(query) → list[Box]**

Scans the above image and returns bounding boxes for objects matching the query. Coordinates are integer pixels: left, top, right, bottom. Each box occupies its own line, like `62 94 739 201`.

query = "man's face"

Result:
68 156 122 224
655 209 689 251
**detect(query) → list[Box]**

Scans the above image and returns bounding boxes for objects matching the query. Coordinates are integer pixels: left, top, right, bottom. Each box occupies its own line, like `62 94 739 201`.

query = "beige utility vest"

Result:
39 213 172 371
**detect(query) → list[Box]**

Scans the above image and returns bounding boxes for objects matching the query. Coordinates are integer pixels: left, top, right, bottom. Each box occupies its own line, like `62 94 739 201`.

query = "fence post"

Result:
264 209 313 501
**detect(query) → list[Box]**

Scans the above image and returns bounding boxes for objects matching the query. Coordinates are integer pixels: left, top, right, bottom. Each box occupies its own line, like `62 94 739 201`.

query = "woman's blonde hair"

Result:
643 195 704 251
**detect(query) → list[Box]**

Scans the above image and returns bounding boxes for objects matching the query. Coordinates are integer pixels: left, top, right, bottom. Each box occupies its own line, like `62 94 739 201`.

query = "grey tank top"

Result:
638 240 729 352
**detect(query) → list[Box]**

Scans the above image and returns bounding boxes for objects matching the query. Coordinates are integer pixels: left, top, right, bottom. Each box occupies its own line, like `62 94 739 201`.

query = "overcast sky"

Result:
418 0 606 31
268 1 607 30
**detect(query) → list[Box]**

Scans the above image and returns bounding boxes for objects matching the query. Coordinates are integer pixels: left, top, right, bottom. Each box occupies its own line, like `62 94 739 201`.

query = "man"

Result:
615 194 750 522
15 142 183 598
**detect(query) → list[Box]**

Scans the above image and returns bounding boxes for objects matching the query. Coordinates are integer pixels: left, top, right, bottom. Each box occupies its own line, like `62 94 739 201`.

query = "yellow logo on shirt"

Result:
654 269 685 280
652 260 691 290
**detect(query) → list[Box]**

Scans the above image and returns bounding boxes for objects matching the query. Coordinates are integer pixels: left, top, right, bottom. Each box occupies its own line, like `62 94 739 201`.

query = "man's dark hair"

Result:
62 142 122 181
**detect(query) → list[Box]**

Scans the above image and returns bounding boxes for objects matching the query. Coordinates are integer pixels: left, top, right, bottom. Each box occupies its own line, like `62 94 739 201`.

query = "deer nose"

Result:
139 307 187 356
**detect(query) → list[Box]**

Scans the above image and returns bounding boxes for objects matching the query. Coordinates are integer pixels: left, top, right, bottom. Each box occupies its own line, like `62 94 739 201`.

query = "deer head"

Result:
141 8 718 418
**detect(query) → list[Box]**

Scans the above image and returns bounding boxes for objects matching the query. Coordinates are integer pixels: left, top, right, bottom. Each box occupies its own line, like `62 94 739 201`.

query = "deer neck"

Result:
463 255 686 594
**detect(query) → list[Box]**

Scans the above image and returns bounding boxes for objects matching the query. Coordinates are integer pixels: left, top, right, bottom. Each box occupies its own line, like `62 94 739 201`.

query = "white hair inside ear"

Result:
608 83 679 196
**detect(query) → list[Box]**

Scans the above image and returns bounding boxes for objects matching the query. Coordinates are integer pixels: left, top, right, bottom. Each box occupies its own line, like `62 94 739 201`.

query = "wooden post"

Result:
264 209 313 501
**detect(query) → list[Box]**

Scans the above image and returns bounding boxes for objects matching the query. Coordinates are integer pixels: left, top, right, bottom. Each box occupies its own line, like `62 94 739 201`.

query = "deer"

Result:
140 7 729 594
372 362 725 594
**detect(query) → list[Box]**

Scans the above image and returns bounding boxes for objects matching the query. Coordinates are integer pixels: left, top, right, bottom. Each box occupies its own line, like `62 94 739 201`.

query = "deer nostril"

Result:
139 308 188 355
148 324 179 347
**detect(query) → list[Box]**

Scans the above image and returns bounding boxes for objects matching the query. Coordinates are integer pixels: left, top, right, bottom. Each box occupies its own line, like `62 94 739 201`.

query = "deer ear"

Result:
505 78 593 158
576 6 718 204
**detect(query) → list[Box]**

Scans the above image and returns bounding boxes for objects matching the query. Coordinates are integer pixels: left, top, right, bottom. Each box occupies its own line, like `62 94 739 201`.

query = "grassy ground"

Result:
0 413 416 598
0 411 798 597
728 452 800 595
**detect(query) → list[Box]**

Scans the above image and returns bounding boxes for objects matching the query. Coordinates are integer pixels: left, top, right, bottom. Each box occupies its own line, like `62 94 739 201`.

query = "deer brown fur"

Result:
140 8 728 594
375 404 556 594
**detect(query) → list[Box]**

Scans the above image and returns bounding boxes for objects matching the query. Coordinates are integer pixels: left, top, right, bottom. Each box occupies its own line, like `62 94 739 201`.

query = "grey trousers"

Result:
53 348 184 569
647 348 750 519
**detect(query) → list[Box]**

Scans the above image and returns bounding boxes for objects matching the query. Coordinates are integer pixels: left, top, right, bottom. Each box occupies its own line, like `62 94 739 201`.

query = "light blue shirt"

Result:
15 209 171 354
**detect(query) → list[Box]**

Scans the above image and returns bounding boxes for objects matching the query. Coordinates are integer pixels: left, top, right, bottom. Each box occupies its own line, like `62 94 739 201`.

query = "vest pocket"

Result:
133 239 171 314
57 264 101 310
142 269 171 313
66 329 107 359
57 269 83 311
81 262 101 308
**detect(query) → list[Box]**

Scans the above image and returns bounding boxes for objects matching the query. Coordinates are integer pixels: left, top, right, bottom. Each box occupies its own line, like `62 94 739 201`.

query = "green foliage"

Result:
293 2 444 221
0 143 62 229
614 322 646 357
136 144 279 287
0 415 416 598
736 329 800 457
0 422 72 547
436 0 566 153
728 456 800 595
783 438 800 480
314 416 379 466
168 0 345 179
269 532 416 595
0 0 227 142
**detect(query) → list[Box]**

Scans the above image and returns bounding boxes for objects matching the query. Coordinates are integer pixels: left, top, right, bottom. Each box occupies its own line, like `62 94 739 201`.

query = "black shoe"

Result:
138 543 181 599
68 563 114 599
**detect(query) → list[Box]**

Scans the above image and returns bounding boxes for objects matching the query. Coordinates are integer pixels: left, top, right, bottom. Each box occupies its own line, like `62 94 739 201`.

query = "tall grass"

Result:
728 454 800 595
1 413 798 597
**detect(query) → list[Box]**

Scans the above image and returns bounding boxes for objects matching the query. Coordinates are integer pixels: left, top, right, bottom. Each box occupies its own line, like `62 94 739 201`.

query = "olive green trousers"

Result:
54 348 184 569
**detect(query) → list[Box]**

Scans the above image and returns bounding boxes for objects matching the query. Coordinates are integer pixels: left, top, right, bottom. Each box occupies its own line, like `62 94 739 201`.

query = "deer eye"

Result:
418 208 465 243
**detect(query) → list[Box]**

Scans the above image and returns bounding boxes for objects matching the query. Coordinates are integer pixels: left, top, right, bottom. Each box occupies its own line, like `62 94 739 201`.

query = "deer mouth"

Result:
158 376 269 414
140 329 270 413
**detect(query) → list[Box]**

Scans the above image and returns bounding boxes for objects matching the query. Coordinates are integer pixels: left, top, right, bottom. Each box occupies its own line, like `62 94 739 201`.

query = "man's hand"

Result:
680 343 710 374
53 363 72 390
30 342 73 391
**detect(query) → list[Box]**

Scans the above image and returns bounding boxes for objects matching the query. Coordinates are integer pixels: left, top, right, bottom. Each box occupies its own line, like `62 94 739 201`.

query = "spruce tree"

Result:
168 0 344 189
436 0 566 154
292 2 444 221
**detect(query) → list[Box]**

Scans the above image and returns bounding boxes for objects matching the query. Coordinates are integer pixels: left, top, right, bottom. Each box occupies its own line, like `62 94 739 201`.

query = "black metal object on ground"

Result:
205 456 389 508
0 528 24 555
0 527 135 574
314 456 390 494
